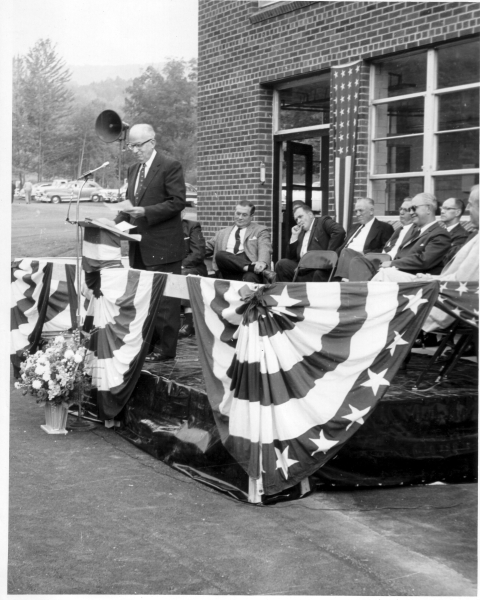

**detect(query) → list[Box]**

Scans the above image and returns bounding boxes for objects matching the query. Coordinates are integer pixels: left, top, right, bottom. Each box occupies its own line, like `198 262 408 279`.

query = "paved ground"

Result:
8 374 477 596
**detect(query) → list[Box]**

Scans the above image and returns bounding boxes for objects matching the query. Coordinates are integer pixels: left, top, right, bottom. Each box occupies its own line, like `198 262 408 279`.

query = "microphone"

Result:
77 162 109 180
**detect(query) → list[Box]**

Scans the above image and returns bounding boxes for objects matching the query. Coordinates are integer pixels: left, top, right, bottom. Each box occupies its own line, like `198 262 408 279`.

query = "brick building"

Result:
197 1 480 261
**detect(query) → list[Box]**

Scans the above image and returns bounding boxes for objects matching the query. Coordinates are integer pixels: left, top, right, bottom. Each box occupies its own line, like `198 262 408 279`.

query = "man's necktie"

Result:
346 224 364 247
233 227 241 254
135 163 145 205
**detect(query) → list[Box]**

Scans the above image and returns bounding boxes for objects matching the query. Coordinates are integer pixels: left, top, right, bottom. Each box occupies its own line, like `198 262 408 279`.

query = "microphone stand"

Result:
66 177 96 432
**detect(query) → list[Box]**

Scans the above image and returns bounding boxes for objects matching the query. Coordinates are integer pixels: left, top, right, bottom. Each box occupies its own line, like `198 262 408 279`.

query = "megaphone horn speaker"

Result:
95 110 129 143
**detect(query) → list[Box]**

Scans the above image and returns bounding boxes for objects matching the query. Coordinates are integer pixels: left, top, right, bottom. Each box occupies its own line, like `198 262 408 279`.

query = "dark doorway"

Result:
272 131 329 262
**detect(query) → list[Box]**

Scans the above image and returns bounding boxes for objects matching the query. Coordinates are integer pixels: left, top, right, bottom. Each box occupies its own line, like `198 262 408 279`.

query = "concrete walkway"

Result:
8 377 477 596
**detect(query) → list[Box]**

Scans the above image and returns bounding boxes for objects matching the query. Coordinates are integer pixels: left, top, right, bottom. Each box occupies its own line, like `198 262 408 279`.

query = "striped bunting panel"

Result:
187 278 439 496
83 268 167 420
82 227 123 272
11 260 74 372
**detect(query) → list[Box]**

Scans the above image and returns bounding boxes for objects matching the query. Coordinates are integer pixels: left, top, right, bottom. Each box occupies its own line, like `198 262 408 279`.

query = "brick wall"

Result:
198 0 480 238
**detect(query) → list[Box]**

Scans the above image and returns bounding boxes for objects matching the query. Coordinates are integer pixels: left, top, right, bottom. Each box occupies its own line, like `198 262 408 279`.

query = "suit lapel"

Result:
364 218 379 249
384 227 401 251
401 223 438 249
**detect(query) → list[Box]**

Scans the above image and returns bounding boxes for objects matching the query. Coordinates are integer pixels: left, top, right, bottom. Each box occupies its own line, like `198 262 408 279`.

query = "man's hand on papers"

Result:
121 206 146 218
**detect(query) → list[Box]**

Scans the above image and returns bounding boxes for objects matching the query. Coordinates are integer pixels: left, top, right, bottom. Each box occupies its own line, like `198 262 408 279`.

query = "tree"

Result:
124 58 197 179
12 39 73 181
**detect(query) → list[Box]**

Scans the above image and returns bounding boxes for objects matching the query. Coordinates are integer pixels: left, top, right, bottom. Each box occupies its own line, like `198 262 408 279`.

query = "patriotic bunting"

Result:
84 268 167 420
332 60 362 232
187 278 439 496
11 260 76 373
82 227 123 273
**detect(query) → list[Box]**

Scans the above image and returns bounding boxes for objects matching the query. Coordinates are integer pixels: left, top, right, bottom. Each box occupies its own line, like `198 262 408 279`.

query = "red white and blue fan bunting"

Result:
187 278 438 496
11 260 77 368
84 268 166 420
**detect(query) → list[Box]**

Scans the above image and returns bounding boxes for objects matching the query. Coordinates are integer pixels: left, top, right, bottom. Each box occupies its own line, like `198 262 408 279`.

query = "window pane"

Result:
437 38 480 88
375 97 424 137
437 130 480 171
371 177 424 215
373 52 427 99
281 137 323 212
438 89 480 131
279 78 330 129
373 136 423 174
434 174 479 205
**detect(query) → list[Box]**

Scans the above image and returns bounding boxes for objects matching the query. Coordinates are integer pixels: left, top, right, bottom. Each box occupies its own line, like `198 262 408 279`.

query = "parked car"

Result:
96 187 121 203
186 183 198 206
38 180 104 203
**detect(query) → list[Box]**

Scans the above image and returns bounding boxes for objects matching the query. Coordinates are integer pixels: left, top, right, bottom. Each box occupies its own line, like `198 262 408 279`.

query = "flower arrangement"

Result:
15 334 90 407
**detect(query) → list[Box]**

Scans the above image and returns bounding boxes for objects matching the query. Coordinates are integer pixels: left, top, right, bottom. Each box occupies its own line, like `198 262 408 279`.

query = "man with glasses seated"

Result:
113 123 187 363
334 197 394 280
372 192 452 282
205 201 273 284
439 197 469 265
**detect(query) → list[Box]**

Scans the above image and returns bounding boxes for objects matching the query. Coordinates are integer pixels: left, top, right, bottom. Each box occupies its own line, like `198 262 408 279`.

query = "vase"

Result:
41 403 69 435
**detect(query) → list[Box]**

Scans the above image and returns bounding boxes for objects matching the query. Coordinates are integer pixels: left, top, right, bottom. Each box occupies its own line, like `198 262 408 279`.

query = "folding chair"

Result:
413 300 478 390
292 251 338 282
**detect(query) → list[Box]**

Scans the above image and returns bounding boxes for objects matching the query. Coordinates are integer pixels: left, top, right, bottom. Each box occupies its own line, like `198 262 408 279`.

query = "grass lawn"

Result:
11 199 198 258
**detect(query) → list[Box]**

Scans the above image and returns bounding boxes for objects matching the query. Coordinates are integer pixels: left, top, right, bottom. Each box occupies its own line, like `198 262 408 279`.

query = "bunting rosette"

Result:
187 278 439 495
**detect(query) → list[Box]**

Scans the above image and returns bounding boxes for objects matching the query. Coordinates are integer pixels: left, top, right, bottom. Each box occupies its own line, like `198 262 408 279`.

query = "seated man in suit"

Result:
205 201 273 284
439 197 469 265
348 197 414 281
179 214 208 338
335 197 394 279
275 202 345 282
373 192 452 281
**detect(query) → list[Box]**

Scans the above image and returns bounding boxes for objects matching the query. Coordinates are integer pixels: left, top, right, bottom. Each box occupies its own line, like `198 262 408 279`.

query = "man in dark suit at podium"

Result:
114 123 186 363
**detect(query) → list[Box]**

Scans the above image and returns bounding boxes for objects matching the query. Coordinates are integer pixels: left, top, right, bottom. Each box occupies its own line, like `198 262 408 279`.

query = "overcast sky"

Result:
8 0 198 67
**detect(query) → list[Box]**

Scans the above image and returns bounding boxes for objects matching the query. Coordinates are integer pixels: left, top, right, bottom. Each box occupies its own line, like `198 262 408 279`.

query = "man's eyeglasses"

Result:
408 204 428 212
126 139 154 151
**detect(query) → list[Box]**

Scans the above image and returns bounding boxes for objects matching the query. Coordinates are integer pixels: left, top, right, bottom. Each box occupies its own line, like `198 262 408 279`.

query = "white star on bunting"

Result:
270 285 302 317
343 404 371 431
403 289 428 315
387 330 409 355
456 282 468 296
310 430 339 456
361 368 390 395
275 446 298 479
439 282 448 293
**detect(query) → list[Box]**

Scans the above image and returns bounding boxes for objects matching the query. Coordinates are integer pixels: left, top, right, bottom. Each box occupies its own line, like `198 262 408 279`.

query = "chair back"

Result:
292 251 338 282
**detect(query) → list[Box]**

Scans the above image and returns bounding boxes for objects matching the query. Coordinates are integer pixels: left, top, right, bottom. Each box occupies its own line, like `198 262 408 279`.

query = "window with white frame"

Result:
369 37 479 214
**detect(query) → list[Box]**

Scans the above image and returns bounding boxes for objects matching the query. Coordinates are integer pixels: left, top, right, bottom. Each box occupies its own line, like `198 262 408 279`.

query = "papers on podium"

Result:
78 217 142 242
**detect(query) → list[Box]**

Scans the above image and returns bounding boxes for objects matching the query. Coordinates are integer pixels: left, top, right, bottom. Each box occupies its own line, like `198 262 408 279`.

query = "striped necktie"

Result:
233 227 241 254
135 163 145 205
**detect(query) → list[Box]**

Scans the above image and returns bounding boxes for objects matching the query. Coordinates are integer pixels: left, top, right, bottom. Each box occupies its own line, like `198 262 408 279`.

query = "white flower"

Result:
14 382 21 389
42 371 51 382
35 365 46 375
54 336 65 344
64 349 74 359
32 380 42 390
73 354 83 363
